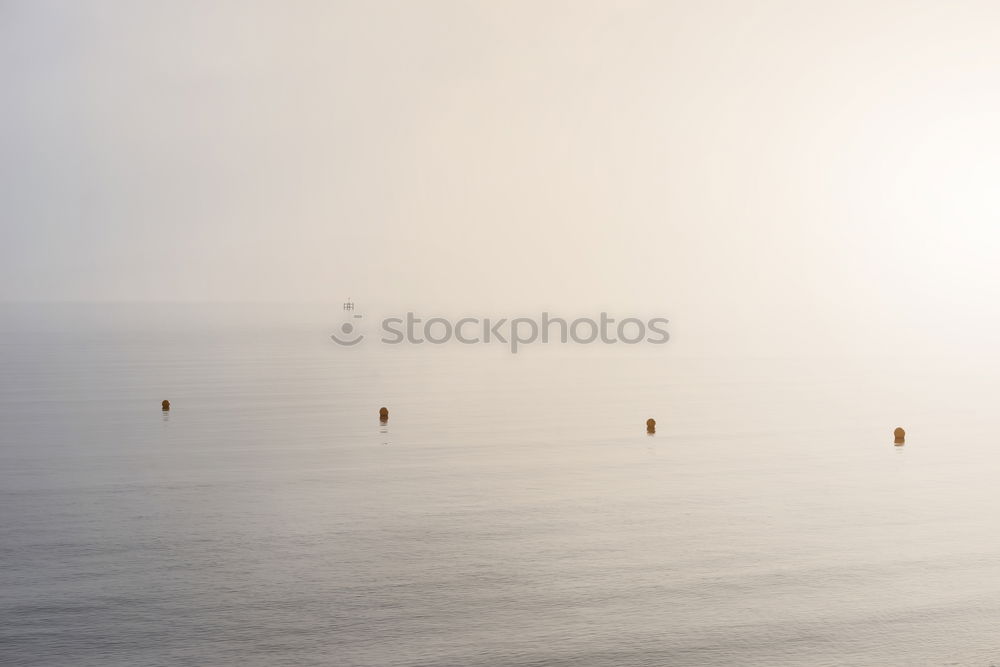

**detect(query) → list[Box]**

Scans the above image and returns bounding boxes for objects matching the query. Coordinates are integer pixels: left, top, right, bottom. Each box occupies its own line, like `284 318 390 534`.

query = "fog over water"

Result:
3 1 1000 359
4 2 1000 665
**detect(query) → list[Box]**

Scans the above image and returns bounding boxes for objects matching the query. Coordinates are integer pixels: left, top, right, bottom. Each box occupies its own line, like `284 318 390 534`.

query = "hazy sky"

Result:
3 1 1000 352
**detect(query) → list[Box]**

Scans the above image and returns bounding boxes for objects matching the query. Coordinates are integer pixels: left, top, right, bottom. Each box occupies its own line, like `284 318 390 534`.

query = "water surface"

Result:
2 304 1000 666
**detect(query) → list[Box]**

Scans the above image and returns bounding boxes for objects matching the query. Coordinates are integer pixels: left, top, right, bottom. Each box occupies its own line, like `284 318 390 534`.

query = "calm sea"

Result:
3 303 1000 666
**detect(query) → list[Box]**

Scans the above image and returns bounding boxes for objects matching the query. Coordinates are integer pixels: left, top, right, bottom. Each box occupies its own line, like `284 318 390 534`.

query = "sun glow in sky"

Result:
3 0 1000 355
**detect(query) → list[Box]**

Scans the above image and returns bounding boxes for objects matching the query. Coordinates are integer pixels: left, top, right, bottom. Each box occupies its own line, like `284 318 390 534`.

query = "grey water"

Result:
3 303 1000 666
